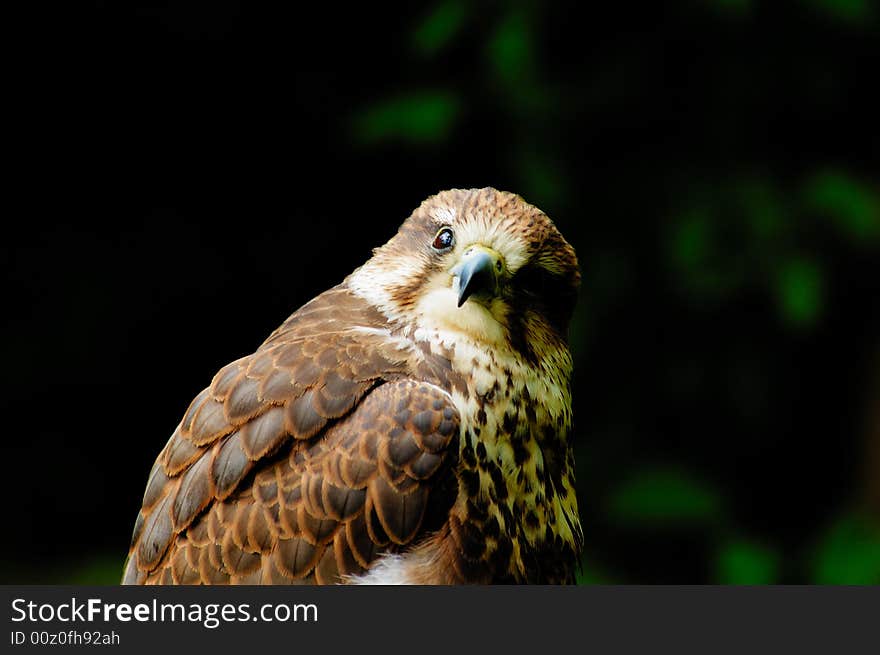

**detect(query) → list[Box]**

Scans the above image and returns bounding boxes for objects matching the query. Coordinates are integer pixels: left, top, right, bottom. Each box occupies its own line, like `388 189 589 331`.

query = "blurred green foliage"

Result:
487 8 535 88
776 256 824 328
607 467 723 526
668 207 745 300
412 1 467 57
806 0 874 23
812 511 880 584
805 171 880 245
352 92 460 145
3 555 125 586
65 556 127 586
575 557 615 585
665 168 880 331
716 540 780 584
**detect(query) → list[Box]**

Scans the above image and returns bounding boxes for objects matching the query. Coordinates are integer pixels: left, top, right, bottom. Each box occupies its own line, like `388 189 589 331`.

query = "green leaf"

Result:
716 540 779 584
607 467 723 526
352 92 460 146
487 9 534 86
65 555 126 585
412 1 467 57
775 256 824 328
805 170 880 245
812 511 880 584
803 0 873 24
670 210 711 271
576 557 614 585
667 209 744 299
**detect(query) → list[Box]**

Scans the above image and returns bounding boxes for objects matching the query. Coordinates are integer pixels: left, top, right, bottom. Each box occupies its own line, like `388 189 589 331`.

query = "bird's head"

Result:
348 188 580 360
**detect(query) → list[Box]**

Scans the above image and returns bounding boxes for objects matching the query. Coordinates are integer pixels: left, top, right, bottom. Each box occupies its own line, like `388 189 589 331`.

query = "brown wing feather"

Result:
123 287 459 585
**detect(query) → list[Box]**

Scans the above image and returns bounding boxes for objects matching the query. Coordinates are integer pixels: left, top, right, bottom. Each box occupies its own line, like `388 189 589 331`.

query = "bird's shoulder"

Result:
123 285 463 584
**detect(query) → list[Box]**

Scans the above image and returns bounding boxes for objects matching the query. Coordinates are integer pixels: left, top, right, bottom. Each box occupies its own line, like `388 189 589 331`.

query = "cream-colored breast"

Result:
412 317 580 577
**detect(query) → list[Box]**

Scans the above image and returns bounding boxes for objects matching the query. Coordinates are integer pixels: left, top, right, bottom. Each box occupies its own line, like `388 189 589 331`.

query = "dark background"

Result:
4 0 879 584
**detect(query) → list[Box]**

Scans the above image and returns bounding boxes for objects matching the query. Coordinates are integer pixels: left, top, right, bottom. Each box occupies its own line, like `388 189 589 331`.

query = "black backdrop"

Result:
4 1 879 583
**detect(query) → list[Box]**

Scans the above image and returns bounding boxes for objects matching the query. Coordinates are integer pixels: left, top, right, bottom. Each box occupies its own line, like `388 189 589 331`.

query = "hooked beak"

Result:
451 245 504 307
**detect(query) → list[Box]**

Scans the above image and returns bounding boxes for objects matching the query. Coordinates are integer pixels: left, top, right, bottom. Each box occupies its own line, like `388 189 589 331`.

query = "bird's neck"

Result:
415 325 582 582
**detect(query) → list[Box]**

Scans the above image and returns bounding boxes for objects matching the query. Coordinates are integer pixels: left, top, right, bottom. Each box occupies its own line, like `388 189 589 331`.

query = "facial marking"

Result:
347 187 579 355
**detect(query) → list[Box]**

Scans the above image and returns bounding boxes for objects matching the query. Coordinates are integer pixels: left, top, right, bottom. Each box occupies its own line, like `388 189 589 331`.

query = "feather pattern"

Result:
123 187 582 585
123 287 459 584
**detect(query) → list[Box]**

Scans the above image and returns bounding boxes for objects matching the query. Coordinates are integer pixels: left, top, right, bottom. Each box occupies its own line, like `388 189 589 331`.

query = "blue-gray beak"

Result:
452 246 503 307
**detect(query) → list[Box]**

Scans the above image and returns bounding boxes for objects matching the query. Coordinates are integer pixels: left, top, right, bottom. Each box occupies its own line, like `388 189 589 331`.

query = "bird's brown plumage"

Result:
123 187 582 585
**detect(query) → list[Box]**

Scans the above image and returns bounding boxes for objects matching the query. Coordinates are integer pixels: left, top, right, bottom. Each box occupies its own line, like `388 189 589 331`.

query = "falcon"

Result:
122 187 583 584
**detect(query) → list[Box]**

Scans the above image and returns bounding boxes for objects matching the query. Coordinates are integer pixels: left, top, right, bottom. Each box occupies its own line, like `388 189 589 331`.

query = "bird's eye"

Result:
432 227 455 251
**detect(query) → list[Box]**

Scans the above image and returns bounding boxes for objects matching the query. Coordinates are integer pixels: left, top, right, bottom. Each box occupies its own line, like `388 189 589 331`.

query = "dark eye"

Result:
432 227 455 251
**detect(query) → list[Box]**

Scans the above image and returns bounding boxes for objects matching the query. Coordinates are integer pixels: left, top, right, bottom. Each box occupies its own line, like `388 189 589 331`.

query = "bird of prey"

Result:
123 187 582 584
